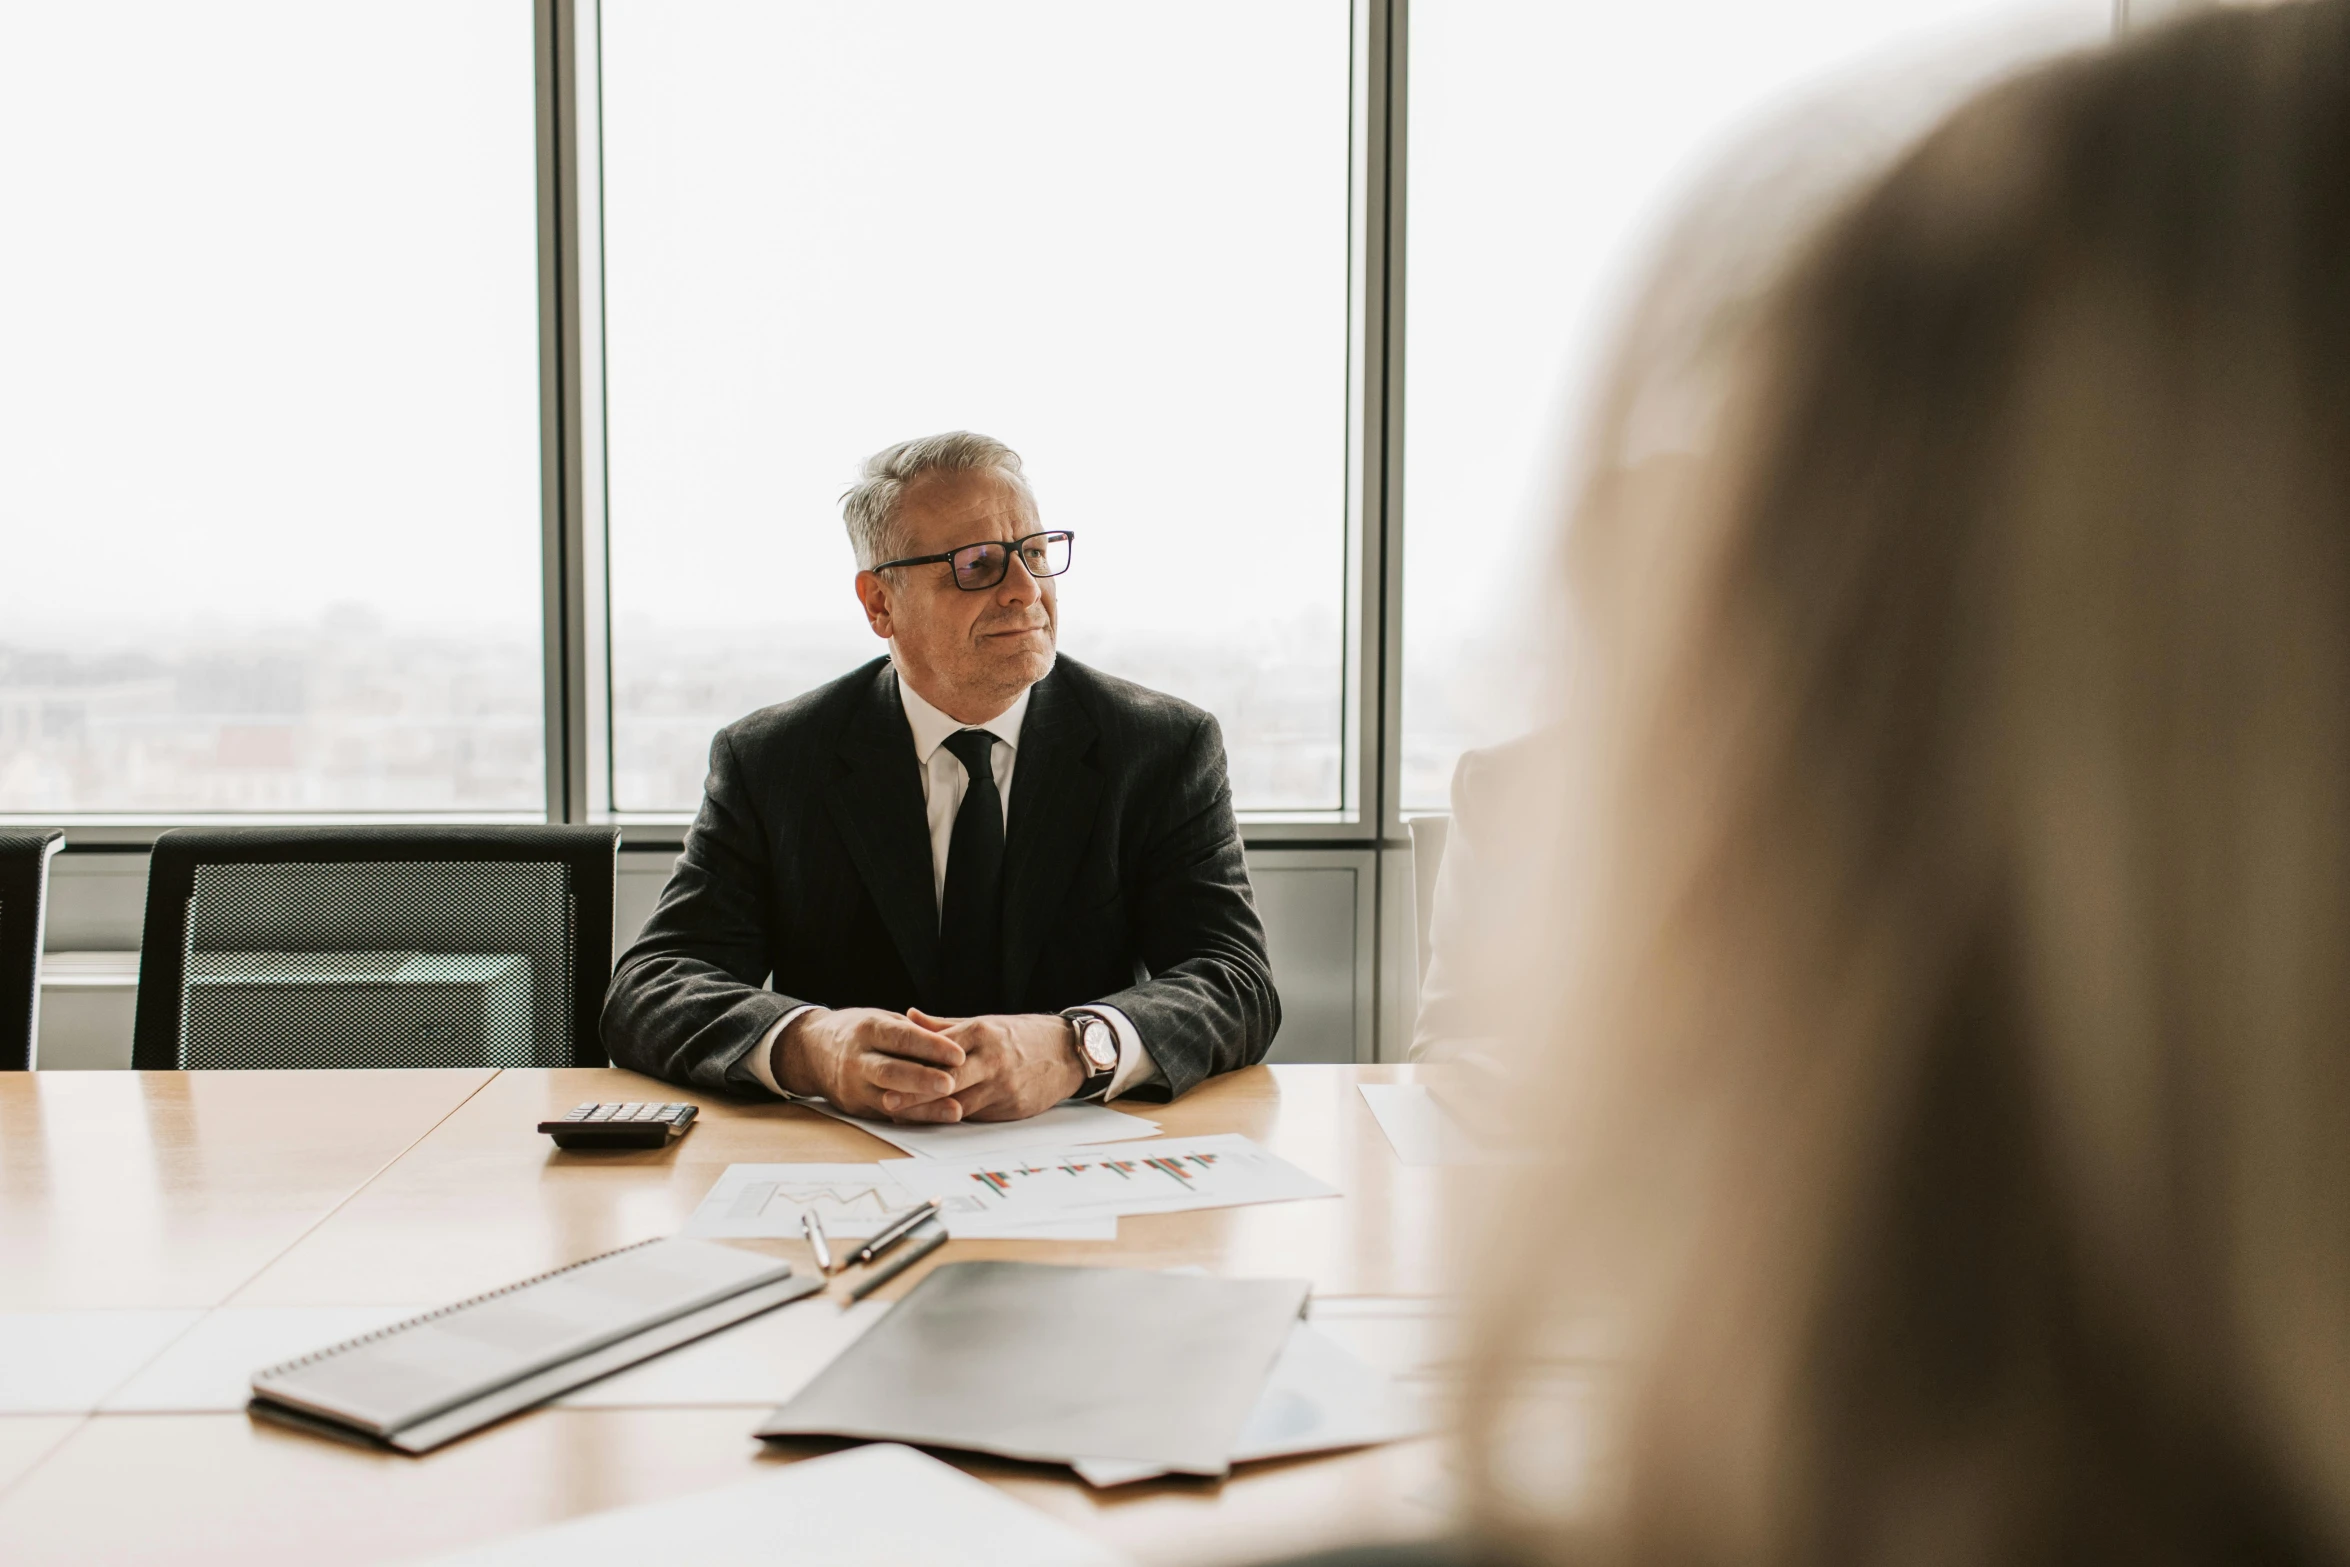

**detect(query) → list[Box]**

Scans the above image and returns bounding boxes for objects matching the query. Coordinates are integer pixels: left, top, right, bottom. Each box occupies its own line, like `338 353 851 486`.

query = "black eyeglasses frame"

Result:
870 529 1076 592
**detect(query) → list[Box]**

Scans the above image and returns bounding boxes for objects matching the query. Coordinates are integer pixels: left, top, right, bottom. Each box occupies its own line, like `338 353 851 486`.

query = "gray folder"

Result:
756 1261 1309 1476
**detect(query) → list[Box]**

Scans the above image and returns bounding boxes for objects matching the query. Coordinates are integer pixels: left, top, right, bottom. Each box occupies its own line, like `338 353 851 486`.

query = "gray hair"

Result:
840 431 1034 570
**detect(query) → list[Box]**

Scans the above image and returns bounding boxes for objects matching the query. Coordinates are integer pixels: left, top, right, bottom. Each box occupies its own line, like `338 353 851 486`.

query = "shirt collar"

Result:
895 666 1032 764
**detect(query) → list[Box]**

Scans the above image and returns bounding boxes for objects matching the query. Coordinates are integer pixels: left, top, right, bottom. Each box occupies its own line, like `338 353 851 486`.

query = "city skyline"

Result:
1 606 1519 818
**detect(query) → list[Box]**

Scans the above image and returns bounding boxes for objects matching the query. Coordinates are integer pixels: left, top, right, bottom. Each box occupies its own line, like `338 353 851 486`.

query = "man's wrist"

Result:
772 1007 828 1098
1060 1010 1119 1102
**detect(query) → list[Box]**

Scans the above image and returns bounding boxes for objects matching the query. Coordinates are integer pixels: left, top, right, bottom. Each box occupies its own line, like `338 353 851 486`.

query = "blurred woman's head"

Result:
1470 2 2350 1561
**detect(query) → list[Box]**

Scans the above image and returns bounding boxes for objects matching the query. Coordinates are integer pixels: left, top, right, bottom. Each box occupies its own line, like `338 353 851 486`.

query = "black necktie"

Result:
936 727 1005 1017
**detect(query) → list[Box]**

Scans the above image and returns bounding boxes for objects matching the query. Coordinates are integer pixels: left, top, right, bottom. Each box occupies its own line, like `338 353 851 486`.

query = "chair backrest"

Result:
132 827 618 1071
0 830 65 1071
1405 814 1450 985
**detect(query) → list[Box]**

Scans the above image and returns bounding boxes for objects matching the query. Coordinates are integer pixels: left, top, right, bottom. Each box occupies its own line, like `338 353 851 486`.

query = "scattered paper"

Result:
682 1162 1116 1242
1211 1317 1434 1459
882 1133 1337 1227
802 1098 1161 1159
1359 1083 1483 1165
403 1442 1133 1566
1072 1320 1431 1486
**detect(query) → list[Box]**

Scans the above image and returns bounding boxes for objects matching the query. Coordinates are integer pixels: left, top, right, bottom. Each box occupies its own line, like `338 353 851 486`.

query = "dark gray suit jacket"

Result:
602 655 1280 1099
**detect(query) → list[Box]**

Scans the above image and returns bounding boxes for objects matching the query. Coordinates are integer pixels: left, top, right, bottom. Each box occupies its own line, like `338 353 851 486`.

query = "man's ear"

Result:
854 570 894 640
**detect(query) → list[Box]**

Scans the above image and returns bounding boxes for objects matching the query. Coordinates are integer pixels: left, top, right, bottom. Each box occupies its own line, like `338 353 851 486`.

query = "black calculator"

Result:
539 1101 698 1150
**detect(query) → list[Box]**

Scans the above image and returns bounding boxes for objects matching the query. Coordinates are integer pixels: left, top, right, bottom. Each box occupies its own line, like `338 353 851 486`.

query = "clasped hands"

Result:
773 1006 1086 1123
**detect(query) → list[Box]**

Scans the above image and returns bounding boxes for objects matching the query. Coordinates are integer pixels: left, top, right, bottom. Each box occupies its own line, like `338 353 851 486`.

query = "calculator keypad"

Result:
540 1102 698 1147
560 1102 692 1124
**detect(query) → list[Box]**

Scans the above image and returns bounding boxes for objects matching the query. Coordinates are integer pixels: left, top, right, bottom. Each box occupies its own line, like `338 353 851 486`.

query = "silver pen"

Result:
846 1219 947 1302
801 1209 836 1274
854 1198 942 1267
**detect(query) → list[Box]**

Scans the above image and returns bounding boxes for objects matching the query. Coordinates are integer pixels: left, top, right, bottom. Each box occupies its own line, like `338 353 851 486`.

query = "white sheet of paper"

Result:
803 1098 1161 1159
402 1442 1134 1567
102 1304 431 1412
1070 1321 1431 1487
882 1133 1337 1226
0 1309 203 1414
1357 1083 1483 1166
682 1162 1115 1242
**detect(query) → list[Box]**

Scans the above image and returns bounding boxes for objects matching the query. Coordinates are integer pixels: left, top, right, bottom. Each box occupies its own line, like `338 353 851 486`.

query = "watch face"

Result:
1077 1019 1118 1072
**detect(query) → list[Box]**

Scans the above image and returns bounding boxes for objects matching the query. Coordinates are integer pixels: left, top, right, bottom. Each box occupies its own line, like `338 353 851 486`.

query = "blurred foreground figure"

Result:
1423 4 2350 1566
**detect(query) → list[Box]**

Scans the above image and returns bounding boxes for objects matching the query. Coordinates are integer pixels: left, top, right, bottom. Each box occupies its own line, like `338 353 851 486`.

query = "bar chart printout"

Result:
972 1150 1221 1197
882 1134 1338 1224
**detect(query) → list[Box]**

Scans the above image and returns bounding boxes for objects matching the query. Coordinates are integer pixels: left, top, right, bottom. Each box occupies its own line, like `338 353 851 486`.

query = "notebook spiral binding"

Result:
252 1236 668 1382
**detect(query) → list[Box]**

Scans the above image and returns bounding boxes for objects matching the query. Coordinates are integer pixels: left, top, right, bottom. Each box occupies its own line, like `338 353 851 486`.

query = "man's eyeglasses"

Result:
873 530 1075 592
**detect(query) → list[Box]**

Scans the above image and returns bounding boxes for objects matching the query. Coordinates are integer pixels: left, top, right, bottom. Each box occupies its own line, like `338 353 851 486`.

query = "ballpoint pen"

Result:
845 1219 947 1302
854 1198 943 1267
802 1208 836 1274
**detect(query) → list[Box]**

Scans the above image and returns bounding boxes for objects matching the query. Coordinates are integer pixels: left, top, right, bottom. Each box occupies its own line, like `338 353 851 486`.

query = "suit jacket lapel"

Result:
1002 666 1103 1002
823 664 940 993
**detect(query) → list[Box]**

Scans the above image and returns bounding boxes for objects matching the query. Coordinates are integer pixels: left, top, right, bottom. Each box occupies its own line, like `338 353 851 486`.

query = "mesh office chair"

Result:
0 830 65 1071
132 827 618 1070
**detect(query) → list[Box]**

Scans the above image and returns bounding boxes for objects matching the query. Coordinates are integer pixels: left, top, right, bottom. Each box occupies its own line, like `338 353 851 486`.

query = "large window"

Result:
1 2 2141 833
0 2 545 815
598 1 1356 815
1401 0 2112 809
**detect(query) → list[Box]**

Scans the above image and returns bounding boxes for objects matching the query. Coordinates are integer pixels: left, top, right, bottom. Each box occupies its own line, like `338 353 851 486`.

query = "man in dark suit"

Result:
603 431 1280 1121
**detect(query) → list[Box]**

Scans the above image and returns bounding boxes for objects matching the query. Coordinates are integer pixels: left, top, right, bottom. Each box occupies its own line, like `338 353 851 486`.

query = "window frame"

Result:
1 0 1411 854
564 0 1405 848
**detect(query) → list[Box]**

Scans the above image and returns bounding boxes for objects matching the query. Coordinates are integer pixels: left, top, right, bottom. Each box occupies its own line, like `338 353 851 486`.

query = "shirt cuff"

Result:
744 1005 823 1098
1067 1005 1161 1101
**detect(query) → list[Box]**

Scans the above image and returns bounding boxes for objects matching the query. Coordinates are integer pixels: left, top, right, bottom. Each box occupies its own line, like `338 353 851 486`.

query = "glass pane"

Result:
1401 0 2112 810
0 2 545 815
601 0 1353 813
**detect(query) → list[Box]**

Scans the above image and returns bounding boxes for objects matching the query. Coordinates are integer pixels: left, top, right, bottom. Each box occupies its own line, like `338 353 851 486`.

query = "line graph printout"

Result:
881 1134 1337 1226
682 1164 1115 1242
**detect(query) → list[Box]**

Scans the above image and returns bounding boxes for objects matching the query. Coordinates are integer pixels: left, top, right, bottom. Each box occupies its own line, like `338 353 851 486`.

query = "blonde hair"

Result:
1467 4 2350 1562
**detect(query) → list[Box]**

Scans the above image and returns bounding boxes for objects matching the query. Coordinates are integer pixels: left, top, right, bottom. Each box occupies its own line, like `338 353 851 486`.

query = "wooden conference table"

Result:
0 1064 1458 1565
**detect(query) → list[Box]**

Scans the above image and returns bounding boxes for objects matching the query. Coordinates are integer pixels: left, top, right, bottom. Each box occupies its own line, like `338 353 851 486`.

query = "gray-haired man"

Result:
603 432 1281 1121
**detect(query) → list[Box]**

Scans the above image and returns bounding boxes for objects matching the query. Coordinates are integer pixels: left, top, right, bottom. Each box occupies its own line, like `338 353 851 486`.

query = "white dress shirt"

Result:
744 664 1161 1101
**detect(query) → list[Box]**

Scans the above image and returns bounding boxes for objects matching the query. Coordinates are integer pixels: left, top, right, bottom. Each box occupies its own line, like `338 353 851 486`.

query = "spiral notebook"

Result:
248 1237 819 1453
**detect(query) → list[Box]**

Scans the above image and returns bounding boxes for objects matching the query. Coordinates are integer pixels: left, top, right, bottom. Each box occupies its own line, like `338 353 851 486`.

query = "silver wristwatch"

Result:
1065 1012 1119 1101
